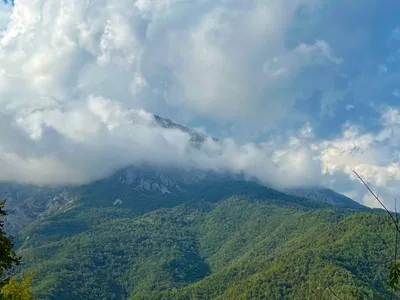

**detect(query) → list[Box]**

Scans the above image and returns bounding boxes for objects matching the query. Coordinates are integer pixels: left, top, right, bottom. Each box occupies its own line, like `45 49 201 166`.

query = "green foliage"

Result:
13 188 399 300
1 274 36 300
389 261 400 290
0 200 19 282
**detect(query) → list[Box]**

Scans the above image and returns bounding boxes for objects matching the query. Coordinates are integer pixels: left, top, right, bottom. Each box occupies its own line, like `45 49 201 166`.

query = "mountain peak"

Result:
154 115 218 146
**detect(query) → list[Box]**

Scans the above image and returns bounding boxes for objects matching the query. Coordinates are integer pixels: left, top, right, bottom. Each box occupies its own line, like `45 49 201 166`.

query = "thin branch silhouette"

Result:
390 199 398 300
327 286 344 300
353 169 400 296
352 170 400 233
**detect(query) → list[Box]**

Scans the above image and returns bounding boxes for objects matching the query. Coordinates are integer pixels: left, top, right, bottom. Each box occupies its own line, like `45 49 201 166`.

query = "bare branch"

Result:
352 170 400 234
327 286 344 300
390 199 398 299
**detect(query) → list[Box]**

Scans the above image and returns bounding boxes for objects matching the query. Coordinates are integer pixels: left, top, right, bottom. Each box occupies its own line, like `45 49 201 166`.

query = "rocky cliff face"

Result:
1 165 226 234
0 184 74 233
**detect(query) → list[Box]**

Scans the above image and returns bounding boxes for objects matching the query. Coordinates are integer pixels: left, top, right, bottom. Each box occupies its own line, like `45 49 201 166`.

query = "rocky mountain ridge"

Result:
2 115 364 234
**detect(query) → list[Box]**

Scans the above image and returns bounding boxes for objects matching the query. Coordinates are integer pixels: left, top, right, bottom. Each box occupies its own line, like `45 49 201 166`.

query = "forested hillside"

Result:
1 0 399 299
13 180 398 300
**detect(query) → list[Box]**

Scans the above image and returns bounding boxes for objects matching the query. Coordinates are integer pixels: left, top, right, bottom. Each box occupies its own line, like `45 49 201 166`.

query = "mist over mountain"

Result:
0 0 399 209
2 115 363 235
0 0 400 299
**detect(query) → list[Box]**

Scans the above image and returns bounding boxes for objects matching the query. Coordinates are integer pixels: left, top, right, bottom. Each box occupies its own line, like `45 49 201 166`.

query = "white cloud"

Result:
0 0 398 211
0 0 338 184
0 0 342 121
0 94 322 188
314 107 400 208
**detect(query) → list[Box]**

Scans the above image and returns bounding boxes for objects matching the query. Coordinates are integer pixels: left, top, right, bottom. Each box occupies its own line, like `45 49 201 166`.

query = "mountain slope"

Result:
14 179 396 300
2 166 223 234
148 207 392 300
4 166 366 236
5 115 391 299
284 187 364 209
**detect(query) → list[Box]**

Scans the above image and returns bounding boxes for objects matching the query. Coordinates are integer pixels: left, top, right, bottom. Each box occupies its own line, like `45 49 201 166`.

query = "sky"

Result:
0 0 399 209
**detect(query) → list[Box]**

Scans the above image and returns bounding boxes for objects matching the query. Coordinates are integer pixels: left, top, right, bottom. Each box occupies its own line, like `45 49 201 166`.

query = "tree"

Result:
1 275 35 300
0 200 19 282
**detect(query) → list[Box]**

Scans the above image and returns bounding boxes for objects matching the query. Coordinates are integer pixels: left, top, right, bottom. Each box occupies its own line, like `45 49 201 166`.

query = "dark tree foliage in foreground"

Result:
0 200 19 282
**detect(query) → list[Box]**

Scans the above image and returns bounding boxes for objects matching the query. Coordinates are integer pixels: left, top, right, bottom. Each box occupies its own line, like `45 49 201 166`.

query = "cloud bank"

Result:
0 0 399 209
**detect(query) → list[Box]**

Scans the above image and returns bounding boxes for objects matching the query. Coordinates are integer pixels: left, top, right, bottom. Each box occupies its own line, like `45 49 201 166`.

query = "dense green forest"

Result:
12 180 399 299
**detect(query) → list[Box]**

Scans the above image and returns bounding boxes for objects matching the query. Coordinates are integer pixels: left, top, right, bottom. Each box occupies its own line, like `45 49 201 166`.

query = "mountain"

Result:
2 115 218 234
154 115 212 147
0 183 74 234
14 184 396 300
2 166 231 235
2 166 362 236
4 115 397 299
2 116 362 234
284 187 364 209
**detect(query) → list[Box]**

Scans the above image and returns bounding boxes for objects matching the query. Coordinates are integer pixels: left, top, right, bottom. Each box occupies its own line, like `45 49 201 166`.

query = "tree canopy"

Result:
1 275 35 300
0 200 19 282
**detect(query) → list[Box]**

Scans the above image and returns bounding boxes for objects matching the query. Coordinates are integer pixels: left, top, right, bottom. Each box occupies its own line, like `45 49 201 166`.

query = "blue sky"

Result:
0 0 399 208
190 0 400 141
